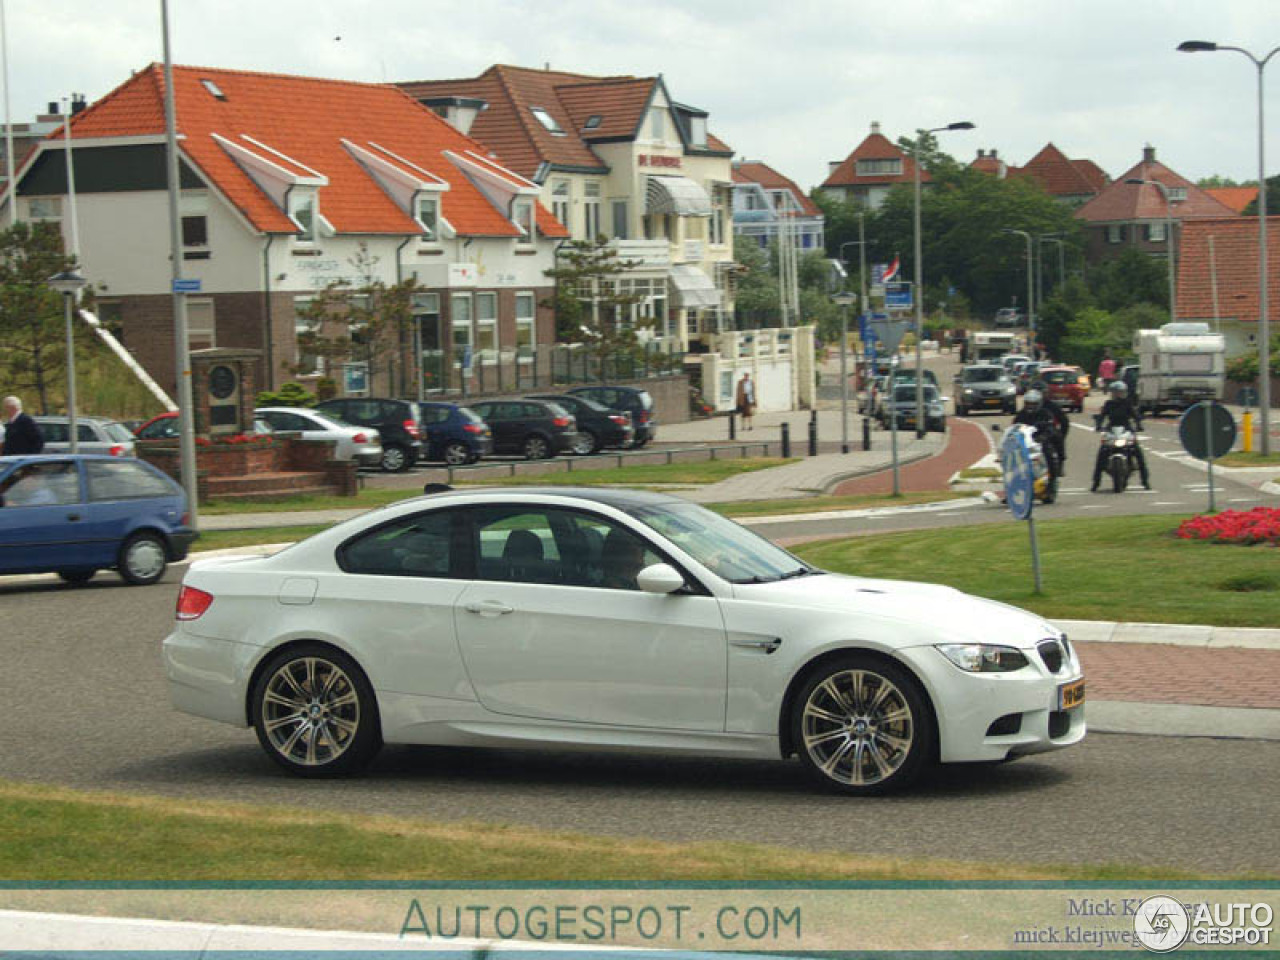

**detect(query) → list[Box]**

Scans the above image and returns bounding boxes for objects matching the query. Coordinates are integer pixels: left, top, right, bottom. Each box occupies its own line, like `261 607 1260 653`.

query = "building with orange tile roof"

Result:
731 160 824 252
1074 145 1236 268
1177 215 1280 360
3 64 568 397
1204 186 1258 215
1010 143 1109 205
819 122 929 211
400 65 737 350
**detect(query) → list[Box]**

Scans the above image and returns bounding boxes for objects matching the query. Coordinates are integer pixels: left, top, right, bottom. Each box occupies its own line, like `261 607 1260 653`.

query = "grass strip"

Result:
0 780 1251 882
793 514 1279 628
196 525 331 552
709 491 969 518
1215 451 1280 468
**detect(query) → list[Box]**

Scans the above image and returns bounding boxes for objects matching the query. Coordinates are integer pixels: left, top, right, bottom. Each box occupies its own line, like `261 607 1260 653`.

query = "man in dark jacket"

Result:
1092 380 1150 490
1013 389 1064 479
1 396 44 456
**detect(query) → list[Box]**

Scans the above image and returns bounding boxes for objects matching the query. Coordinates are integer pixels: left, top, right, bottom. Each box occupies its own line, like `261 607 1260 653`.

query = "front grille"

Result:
986 713 1023 737
1038 639 1064 673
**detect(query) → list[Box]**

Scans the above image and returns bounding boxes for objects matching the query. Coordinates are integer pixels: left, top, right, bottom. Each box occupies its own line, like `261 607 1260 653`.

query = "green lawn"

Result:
0 780 1243 882
710 491 971 518
196 525 331 551
793 515 1279 627
1216 451 1280 468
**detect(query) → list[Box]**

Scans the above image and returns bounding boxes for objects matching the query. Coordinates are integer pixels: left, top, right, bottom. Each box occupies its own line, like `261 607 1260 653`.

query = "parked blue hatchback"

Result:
419 402 493 465
0 454 196 586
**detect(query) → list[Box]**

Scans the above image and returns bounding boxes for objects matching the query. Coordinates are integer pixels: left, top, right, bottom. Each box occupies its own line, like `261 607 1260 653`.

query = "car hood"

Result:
961 380 1012 389
734 572 1058 648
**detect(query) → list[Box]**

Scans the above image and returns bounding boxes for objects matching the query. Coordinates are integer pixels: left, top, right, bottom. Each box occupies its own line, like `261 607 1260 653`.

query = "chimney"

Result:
976 149 986 159
47 101 60 116
1143 144 1156 164
991 149 998 159
870 121 881 135
71 93 87 115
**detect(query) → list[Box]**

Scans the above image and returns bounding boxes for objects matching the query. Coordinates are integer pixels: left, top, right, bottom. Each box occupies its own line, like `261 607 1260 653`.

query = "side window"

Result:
78 424 98 442
470 404 492 421
421 406 449 425
347 400 382 423
39 422 68 443
140 418 178 439
473 508 562 585
86 460 174 501
564 512 660 591
522 403 545 419
340 510 455 578
317 401 347 421
0 461 82 507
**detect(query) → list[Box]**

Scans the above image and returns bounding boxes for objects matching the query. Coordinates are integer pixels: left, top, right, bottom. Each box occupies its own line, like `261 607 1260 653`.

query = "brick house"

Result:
1177 215 1280 361
3 64 567 398
970 143 1109 206
819 121 928 211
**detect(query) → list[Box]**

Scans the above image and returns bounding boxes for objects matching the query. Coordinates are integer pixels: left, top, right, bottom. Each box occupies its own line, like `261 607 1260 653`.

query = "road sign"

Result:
172 278 202 293
1001 429 1035 521
1179 402 1236 461
885 283 913 309
342 362 369 396
867 318 912 355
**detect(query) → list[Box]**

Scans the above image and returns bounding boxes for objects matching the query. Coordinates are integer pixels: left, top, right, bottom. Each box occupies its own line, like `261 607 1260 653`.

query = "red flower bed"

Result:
1176 507 1280 545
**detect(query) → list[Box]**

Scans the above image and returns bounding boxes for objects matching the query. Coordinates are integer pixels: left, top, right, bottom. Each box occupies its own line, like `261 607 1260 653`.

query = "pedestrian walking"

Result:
1 396 44 456
735 373 756 431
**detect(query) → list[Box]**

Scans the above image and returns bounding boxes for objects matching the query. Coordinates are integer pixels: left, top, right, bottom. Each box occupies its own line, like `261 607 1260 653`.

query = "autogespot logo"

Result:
1133 896 1190 953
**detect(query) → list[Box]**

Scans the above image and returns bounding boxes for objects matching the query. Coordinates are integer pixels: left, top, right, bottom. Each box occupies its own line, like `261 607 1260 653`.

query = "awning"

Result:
669 265 722 309
646 175 712 217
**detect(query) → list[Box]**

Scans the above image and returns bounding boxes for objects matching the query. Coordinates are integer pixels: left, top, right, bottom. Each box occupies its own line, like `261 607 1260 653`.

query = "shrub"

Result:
256 381 316 407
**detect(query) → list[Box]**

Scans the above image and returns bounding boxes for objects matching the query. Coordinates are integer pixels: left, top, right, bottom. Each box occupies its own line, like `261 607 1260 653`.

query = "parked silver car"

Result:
32 416 138 457
254 407 383 467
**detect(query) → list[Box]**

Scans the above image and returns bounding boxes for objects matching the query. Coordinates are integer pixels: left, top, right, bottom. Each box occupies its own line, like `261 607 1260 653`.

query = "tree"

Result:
1197 174 1242 188
542 237 645 366
1242 174 1280 216
1090 247 1169 312
0 222 79 413
731 238 782 328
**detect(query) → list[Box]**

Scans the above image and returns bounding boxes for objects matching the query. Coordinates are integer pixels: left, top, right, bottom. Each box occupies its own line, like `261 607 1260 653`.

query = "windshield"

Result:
894 385 938 402
627 501 812 584
964 367 1006 382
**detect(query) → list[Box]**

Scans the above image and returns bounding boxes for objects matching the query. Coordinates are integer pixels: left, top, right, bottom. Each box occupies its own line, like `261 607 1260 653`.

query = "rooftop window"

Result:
530 107 565 135
584 114 603 130
200 79 227 101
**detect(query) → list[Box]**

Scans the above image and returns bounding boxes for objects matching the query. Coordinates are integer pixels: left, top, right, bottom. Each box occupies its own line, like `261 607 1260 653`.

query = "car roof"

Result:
412 486 684 510
0 452 138 463
31 415 118 424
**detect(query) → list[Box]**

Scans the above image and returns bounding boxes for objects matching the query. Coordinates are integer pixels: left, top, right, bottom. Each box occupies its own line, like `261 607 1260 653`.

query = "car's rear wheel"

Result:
251 644 381 777
58 569 95 585
380 443 411 473
443 442 469 466
792 655 932 795
570 430 598 456
523 435 551 460
118 532 167 586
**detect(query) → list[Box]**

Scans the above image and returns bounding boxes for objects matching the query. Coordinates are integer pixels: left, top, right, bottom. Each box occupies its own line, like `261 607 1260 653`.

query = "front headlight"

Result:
937 643 1028 673
1003 386 1016 395
962 388 975 396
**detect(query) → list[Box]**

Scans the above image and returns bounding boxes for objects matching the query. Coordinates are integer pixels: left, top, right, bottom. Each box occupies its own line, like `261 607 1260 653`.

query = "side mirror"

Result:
637 562 685 595
991 424 1002 433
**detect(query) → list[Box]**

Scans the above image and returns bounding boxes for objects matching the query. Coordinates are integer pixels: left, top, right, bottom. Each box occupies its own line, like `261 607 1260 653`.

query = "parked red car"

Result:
1037 365 1087 413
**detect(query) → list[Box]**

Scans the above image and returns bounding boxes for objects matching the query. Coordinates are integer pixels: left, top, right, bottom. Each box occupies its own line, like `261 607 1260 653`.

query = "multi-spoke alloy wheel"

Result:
251 645 380 776
792 657 931 794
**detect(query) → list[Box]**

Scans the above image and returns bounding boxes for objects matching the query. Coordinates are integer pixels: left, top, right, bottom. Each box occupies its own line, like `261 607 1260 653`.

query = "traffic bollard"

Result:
729 413 736 440
781 422 791 458
808 418 818 457
862 417 872 451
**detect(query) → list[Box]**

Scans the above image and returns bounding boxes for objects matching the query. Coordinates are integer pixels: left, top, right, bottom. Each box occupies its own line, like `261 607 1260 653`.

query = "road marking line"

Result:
1153 501 1187 506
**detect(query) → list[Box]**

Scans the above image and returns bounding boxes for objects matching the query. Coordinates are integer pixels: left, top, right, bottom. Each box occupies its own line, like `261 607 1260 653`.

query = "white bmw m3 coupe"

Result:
164 488 1085 793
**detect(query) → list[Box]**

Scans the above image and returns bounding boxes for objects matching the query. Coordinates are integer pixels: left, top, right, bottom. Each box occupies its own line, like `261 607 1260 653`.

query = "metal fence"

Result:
420 342 685 398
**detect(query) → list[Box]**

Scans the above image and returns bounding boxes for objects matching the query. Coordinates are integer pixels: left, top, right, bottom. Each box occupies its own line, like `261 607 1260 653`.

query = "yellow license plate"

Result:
1058 679 1085 710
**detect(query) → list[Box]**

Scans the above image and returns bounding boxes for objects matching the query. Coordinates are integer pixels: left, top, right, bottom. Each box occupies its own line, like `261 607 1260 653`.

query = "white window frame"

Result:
515 292 536 362
1106 224 1124 244
530 106 565 135
855 158 903 177
293 296 325 376
583 181 602 240
180 190 210 255
289 189 318 245
187 298 216 351
689 116 708 148
416 192 440 243
1147 221 1167 243
1168 186 1188 202
475 291 498 363
26 196 62 221
551 179 571 232
451 294 473 369
648 107 666 142
611 199 629 239
512 197 535 245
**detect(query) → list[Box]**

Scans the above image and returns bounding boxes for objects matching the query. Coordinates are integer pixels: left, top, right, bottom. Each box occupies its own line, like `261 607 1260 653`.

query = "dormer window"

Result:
512 197 535 245
530 107 565 135
290 190 317 245
856 158 903 177
584 115 603 130
689 116 707 148
416 193 440 243
200 79 227 101
1168 186 1187 202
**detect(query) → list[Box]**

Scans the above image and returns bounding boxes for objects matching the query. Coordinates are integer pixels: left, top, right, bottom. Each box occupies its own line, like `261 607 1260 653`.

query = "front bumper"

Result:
168 528 198 562
355 443 384 467
897 640 1087 763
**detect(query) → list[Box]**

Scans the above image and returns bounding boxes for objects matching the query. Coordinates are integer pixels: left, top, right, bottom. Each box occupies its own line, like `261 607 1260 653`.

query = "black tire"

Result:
523 434 551 460
570 430 598 456
956 405 967 417
117 532 168 586
251 643 381 778
442 442 469 466
791 654 933 795
58 569 96 585
380 443 412 473
1110 459 1128 494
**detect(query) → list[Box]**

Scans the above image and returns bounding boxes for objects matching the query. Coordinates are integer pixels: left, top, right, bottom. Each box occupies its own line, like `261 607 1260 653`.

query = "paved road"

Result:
2 571 1278 874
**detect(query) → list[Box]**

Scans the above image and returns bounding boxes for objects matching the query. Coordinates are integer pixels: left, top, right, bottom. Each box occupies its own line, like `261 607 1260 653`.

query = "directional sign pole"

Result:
1028 517 1043 594
889 356 900 495
1205 402 1216 513
1179 401 1236 515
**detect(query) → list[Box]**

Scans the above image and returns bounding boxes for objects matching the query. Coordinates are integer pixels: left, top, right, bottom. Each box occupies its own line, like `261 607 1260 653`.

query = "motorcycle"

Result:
1099 425 1137 493
996 422 1057 505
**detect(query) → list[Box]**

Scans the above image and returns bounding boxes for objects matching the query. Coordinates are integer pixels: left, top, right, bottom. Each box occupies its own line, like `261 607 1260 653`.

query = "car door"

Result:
453 505 727 731
0 459 89 573
81 459 184 567
419 404 450 459
482 403 518 453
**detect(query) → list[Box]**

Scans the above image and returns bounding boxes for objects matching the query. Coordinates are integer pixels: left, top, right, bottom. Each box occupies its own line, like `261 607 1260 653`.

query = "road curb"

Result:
1054 618 1280 651
1088 700 1280 741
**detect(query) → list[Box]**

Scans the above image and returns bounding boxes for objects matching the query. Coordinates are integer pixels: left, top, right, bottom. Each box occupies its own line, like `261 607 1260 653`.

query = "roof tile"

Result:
733 161 821 216
1177 215 1280 324
1075 151 1236 223
820 130 929 188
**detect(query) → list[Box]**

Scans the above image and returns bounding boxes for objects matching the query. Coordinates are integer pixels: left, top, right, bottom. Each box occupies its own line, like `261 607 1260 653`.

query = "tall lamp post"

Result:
1002 229 1035 353
1179 40 1278 454
48 270 88 453
913 121 974 437
1125 177 1177 321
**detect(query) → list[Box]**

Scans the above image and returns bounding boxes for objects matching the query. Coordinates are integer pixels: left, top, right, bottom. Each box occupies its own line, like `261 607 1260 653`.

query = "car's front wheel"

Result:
791 655 932 795
380 443 411 473
523 434 551 460
443 442 470 466
118 532 168 586
251 644 381 777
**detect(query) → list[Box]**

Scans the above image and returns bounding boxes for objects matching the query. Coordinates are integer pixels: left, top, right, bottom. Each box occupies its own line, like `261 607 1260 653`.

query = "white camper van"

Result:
970 331 1018 364
1133 322 1226 414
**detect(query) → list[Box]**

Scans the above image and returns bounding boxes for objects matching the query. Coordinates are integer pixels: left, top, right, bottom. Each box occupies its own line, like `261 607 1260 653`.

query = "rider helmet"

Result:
1023 389 1043 411
1108 380 1129 399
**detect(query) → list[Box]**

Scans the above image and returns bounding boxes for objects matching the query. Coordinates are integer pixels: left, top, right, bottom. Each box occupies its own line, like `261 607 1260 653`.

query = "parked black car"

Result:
466 399 578 459
418 402 493 465
313 398 423 472
567 385 656 447
526 393 633 455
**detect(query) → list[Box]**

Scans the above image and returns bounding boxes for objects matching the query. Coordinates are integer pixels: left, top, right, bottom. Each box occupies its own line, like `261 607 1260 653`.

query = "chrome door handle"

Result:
464 600 514 616
730 637 781 654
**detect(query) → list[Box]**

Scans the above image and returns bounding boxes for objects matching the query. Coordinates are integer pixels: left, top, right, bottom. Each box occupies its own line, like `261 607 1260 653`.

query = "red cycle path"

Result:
831 417 993 496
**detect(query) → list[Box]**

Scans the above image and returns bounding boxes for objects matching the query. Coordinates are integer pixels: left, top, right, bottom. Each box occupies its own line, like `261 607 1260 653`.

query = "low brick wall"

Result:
137 436 355 504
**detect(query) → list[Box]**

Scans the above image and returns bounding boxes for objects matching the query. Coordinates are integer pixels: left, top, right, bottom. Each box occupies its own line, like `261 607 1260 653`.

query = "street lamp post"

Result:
48 270 88 453
1179 40 1278 455
913 121 974 437
1003 229 1035 353
1126 177 1177 321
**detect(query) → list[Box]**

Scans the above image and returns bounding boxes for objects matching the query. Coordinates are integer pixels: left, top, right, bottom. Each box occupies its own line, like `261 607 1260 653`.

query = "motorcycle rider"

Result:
1092 380 1150 491
1013 389 1064 480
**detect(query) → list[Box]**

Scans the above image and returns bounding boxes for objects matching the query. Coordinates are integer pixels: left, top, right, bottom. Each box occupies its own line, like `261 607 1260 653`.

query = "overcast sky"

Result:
7 0 1276 191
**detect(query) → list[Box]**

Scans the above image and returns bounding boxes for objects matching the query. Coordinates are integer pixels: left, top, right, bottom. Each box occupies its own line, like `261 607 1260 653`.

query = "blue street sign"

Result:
885 284 913 309
857 315 870 342
172 278 202 293
1001 429 1034 521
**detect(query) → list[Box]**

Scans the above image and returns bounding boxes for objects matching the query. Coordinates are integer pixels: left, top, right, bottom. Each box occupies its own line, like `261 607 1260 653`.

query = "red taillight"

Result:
403 419 419 439
352 432 368 444
552 416 571 428
180 511 190 526
109 444 126 457
609 415 628 425
462 423 484 434
175 585 214 621
638 411 650 423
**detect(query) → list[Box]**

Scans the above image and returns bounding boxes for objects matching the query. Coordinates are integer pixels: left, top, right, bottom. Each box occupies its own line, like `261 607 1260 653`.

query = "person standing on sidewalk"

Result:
735 373 756 431
1 396 44 456
1097 352 1116 392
